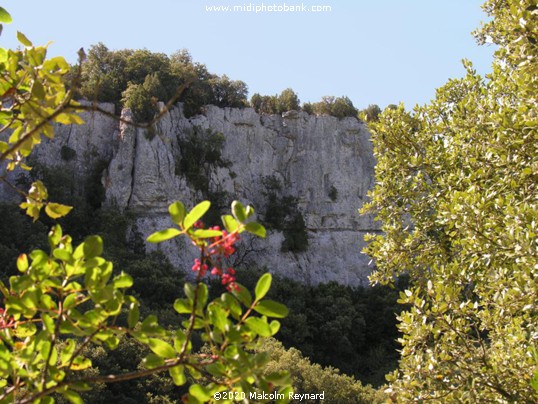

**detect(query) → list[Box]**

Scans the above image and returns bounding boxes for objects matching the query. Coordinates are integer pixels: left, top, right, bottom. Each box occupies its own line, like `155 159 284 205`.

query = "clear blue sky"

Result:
2 1 494 109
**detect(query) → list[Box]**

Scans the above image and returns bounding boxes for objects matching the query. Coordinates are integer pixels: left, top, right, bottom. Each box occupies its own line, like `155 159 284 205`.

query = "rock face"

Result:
2 103 379 286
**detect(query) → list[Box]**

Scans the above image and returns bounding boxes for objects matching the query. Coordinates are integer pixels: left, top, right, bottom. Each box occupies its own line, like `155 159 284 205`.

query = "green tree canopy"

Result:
362 0 538 402
78 45 248 120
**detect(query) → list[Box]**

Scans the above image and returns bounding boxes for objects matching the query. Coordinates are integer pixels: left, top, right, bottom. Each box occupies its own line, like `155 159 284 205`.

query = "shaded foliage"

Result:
210 269 405 387
262 176 308 253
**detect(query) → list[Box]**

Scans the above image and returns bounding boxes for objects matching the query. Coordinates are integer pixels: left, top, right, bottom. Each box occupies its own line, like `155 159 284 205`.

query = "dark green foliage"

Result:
0 204 48 280
310 96 358 118
121 72 170 123
250 93 278 114
361 104 382 122
203 189 231 227
278 88 300 112
77 336 186 403
262 176 308 253
60 145 76 161
279 202 308 253
20 160 109 242
175 127 232 226
302 102 314 115
210 74 248 108
250 88 300 114
217 269 405 387
78 45 248 119
330 96 358 118
175 127 228 193
328 185 338 201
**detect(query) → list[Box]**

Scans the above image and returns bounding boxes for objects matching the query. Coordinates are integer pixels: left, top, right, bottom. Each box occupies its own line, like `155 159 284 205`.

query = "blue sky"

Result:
2 1 494 109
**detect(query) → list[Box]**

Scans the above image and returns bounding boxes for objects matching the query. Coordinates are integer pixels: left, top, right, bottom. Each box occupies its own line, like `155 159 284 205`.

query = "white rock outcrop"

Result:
104 105 378 286
1 103 379 286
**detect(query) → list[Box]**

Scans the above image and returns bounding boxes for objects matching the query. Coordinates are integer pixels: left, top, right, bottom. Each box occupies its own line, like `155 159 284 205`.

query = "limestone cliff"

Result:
2 103 379 286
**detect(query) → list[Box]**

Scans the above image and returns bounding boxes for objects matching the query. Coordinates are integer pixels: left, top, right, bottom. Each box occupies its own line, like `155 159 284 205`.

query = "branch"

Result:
0 90 74 163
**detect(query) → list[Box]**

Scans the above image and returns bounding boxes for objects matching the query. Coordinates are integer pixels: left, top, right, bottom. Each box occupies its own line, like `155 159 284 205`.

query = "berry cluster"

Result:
191 223 240 292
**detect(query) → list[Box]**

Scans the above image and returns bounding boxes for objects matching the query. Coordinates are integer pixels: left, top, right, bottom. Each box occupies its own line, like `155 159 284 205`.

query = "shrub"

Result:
259 338 387 403
262 176 308 253
60 145 77 161
175 127 228 193
328 185 338 201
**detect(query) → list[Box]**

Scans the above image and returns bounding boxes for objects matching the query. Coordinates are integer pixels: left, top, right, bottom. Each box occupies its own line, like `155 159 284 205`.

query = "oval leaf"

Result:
113 272 133 288
169 201 186 225
127 300 140 328
221 214 239 233
70 356 91 370
193 229 222 239
45 203 73 219
253 300 288 318
245 222 266 238
169 365 186 386
17 254 28 272
189 384 211 401
231 200 247 222
183 201 210 230
255 273 272 301
0 7 12 23
17 31 32 46
147 228 181 243
148 338 176 359
232 283 252 307
245 317 273 337
82 235 103 259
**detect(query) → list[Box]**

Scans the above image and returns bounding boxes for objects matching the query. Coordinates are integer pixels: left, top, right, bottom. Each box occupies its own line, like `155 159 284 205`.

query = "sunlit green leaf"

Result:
147 228 181 243
70 356 91 370
16 31 32 46
148 338 176 359
169 201 186 225
221 214 239 233
112 272 133 288
82 235 103 259
62 390 83 404
45 203 73 219
255 273 272 301
253 300 288 318
184 201 210 230
245 222 266 238
169 365 186 386
232 200 247 222
0 7 12 23
245 317 273 337
193 229 222 239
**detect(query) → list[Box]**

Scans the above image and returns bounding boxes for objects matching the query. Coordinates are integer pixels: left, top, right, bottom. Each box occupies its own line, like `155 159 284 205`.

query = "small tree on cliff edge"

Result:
362 0 537 402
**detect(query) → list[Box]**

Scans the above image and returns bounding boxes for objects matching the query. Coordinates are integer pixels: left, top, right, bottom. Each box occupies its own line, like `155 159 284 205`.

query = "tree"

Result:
259 338 387 404
310 96 358 118
0 10 292 403
361 0 538 402
329 96 357 118
277 88 300 112
360 104 381 122
209 74 248 108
